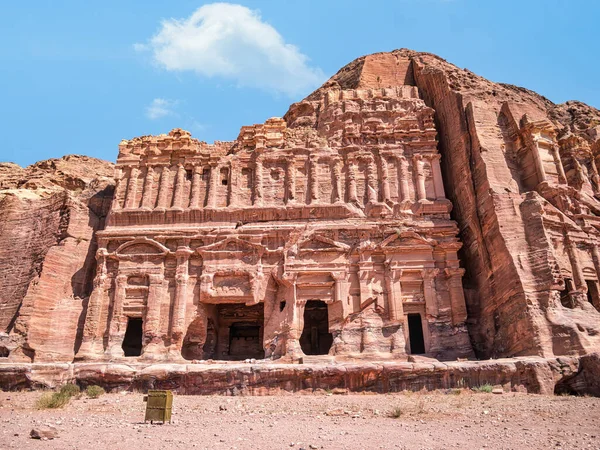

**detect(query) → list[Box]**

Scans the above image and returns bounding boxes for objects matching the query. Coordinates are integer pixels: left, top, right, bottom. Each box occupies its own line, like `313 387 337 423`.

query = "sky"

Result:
1 0 598 167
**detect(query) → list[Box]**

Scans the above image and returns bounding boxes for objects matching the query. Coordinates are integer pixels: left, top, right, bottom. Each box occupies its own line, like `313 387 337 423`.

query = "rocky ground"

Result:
0 390 598 449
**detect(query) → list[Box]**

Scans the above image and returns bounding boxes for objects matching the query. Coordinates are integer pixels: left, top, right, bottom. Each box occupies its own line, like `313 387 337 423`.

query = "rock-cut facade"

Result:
2 49 600 365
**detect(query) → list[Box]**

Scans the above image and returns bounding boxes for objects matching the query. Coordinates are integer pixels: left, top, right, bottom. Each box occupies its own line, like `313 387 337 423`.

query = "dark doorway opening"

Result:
407 313 425 354
122 318 143 357
586 280 600 311
300 300 333 355
229 323 262 359
201 304 265 361
560 278 575 308
0 346 8 358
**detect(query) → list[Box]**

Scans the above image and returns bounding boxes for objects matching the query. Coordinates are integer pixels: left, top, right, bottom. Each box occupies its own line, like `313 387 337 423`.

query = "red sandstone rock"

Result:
0 155 114 361
1 50 599 382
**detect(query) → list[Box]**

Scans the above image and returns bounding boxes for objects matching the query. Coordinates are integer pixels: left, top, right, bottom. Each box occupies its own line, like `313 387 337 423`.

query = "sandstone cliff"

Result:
0 156 114 361
1 49 600 364
285 49 600 359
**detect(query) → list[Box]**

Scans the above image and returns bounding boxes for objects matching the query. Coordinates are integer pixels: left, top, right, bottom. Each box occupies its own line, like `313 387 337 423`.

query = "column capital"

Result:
444 267 465 278
422 268 440 280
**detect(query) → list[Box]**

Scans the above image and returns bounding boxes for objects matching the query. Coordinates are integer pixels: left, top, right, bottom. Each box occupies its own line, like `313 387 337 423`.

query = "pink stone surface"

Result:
1 50 599 378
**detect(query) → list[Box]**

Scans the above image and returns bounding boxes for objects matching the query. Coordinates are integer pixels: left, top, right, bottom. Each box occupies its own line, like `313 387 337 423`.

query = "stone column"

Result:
366 156 378 204
422 268 440 317
310 156 320 204
77 249 109 359
413 155 426 201
140 166 155 210
333 158 344 203
331 271 350 318
566 236 587 299
430 154 446 199
124 167 140 209
172 164 186 210
156 165 172 210
445 268 467 325
398 156 411 203
111 169 125 211
207 164 219 208
171 247 193 349
532 138 547 184
379 155 391 203
347 160 358 203
551 145 567 184
229 162 239 207
142 273 164 356
106 274 128 357
384 263 403 321
254 157 264 206
286 159 296 204
189 165 203 209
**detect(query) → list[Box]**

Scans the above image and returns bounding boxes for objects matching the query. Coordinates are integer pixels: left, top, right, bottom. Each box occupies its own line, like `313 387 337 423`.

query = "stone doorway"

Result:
407 313 425 354
122 317 143 357
300 300 333 355
586 280 600 311
206 304 265 360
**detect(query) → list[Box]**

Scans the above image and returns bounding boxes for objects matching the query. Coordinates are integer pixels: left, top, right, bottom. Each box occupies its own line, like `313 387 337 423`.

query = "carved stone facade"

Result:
76 86 473 362
3 49 599 367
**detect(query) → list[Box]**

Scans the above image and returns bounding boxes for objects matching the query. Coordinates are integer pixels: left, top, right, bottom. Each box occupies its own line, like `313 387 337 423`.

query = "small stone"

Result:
30 426 58 440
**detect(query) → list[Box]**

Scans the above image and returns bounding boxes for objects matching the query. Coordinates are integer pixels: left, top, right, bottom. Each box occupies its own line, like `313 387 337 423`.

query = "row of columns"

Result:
113 152 447 211
532 139 600 195
77 247 194 359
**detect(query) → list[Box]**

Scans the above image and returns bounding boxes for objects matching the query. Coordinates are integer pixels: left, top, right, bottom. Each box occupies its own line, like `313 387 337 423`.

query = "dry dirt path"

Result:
0 391 598 449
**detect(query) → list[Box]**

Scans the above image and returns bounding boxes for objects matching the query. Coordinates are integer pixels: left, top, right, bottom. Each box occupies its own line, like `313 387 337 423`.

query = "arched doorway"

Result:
300 300 333 355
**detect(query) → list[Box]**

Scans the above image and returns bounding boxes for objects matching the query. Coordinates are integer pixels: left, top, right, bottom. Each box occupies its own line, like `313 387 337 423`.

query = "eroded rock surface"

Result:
0 155 114 361
1 50 599 377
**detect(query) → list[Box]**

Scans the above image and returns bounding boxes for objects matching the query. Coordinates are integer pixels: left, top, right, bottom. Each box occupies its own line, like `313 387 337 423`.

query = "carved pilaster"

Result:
106 274 128 357
172 164 186 210
254 157 264 206
398 156 411 204
445 268 467 325
422 268 440 317
141 166 155 209
310 156 319 203
551 145 567 184
347 160 358 203
207 164 219 208
430 154 446 199
229 162 239 207
333 158 344 203
124 167 140 209
366 155 378 204
379 155 391 203
286 159 296 204
413 155 426 201
111 169 125 211
170 247 193 348
144 273 164 349
189 165 203 209
156 165 172 209
532 137 547 184
384 263 403 321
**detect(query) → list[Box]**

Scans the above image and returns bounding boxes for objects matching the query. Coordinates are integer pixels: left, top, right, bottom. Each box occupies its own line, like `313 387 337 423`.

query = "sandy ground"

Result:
0 390 598 450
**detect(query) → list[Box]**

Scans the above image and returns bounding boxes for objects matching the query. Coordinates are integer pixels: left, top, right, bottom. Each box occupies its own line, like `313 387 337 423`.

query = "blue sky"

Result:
1 0 598 167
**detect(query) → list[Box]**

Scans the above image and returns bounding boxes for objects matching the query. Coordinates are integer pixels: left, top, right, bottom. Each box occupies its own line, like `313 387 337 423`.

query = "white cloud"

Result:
146 98 178 120
139 3 325 97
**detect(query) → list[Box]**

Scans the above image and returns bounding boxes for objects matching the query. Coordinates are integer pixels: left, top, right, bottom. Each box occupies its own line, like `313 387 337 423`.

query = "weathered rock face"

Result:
0 156 114 361
1 49 599 368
